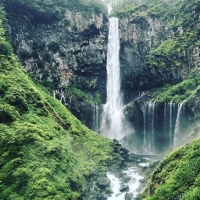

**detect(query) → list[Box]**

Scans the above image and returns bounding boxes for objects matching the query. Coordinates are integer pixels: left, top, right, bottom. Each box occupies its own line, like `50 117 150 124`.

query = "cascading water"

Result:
53 89 66 105
100 18 127 141
143 101 156 153
174 101 186 147
169 101 176 149
143 100 187 153
92 104 99 132
107 167 144 200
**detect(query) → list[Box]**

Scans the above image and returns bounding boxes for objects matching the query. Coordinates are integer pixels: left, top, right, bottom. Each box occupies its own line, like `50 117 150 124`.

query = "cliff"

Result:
2 0 108 129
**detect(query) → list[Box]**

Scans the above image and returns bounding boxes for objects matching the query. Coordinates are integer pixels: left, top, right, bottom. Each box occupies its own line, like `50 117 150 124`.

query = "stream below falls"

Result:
107 166 144 200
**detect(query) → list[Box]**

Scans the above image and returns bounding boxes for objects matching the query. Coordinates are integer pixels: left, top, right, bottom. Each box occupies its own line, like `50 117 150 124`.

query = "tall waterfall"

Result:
100 18 126 141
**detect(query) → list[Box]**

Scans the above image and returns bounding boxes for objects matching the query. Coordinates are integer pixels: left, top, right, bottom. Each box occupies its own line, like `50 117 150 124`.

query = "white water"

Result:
174 101 185 147
53 89 66 105
107 173 125 200
143 103 147 153
169 101 173 148
107 167 144 200
93 104 99 132
143 101 156 153
101 18 127 141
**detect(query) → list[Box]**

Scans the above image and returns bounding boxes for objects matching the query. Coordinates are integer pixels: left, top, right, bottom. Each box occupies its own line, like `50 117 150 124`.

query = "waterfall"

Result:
143 101 156 154
53 89 66 105
149 101 156 153
60 88 66 104
174 101 185 147
100 18 127 141
143 100 186 153
143 103 147 153
169 101 176 149
93 104 99 132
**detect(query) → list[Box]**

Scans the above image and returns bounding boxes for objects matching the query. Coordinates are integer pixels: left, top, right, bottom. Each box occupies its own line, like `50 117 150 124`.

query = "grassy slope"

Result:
143 139 200 199
0 47 113 199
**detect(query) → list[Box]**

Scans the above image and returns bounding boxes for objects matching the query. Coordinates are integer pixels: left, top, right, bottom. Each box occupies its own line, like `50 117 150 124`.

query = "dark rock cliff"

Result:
6 8 108 129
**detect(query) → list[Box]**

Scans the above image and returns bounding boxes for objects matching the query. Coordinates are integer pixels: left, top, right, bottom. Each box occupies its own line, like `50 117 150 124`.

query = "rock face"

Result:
119 16 196 100
7 8 108 128
9 10 108 93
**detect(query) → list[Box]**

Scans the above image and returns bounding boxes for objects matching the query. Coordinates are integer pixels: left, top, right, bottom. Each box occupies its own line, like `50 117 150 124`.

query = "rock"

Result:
104 187 113 195
96 177 110 189
120 185 129 192
125 193 133 200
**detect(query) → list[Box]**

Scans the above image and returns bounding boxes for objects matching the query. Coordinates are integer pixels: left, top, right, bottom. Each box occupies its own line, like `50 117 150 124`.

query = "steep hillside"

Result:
0 7 130 199
141 136 200 199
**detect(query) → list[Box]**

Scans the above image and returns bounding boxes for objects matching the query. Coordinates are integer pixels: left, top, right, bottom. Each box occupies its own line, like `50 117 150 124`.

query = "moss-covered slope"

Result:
142 138 200 200
0 9 113 199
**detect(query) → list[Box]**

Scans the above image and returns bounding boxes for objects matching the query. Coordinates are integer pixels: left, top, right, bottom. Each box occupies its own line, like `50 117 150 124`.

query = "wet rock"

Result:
120 185 129 192
125 193 133 200
96 177 110 189
104 186 113 195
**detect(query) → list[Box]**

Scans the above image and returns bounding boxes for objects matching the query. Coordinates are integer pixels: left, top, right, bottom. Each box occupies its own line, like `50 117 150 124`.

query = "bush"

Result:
0 104 20 123
0 39 12 56
5 87 29 112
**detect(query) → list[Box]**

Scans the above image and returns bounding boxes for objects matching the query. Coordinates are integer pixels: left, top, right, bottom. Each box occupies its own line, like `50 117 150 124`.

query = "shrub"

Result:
0 39 12 56
0 104 20 123
5 87 28 112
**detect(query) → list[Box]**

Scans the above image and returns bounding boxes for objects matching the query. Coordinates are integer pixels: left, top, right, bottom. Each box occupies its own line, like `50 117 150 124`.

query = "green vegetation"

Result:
155 69 200 103
65 85 102 104
0 9 114 199
113 0 200 67
143 138 200 199
1 0 107 23
112 0 180 20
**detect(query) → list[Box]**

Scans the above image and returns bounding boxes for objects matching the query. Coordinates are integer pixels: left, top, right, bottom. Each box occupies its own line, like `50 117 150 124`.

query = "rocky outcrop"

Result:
8 8 108 95
119 16 198 102
6 8 108 128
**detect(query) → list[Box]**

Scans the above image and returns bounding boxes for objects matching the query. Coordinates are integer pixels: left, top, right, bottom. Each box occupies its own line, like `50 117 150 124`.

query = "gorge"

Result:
1 0 200 199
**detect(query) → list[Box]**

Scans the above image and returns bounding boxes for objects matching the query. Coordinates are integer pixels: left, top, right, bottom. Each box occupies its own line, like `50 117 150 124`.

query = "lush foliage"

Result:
0 0 107 22
143 138 200 199
0 11 114 199
65 85 102 105
112 0 180 20
154 69 200 103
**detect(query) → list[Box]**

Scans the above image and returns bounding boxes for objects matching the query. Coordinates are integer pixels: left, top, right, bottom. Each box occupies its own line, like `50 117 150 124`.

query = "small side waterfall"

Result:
174 101 186 147
143 101 156 154
53 89 66 105
92 104 99 132
143 101 186 153
100 18 127 141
